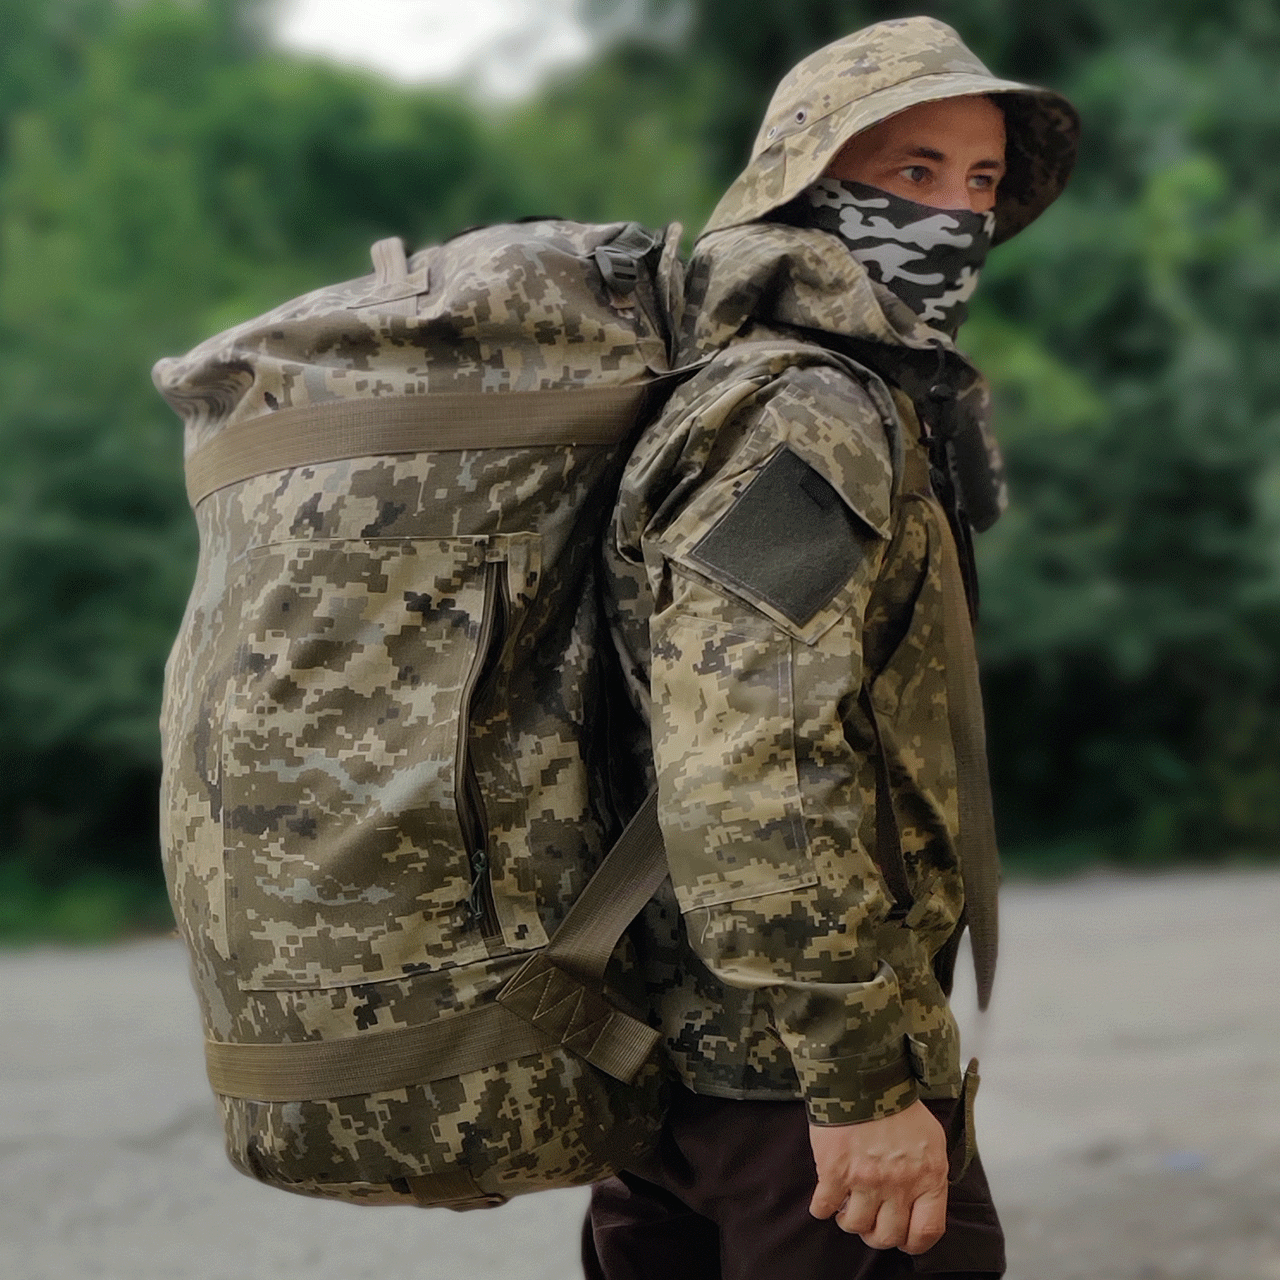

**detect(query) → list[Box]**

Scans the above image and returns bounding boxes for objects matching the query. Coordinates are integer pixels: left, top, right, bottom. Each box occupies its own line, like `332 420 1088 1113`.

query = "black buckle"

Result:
594 245 642 295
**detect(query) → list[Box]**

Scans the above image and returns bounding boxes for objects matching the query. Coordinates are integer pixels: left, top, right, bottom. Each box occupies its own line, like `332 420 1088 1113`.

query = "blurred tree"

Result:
0 0 534 900
3 0 1279 929
488 41 718 233
973 28 1280 861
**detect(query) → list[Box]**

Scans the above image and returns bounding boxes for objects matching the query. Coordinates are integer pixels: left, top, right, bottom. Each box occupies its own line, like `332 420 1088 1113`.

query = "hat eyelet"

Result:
795 109 808 123
767 126 777 138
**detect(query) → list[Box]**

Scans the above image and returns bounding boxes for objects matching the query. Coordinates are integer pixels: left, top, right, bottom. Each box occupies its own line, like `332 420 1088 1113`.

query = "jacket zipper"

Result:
458 559 507 939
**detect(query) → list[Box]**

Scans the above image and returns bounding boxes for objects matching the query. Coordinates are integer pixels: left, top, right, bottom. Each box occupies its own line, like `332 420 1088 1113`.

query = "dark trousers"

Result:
582 1088 1005 1280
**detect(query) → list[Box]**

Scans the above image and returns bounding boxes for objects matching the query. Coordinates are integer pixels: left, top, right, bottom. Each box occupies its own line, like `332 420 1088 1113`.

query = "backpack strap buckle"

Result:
594 222 663 297
594 244 642 295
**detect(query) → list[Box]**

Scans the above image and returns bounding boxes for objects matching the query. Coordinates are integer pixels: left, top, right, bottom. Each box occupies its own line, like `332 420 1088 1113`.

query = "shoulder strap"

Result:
899 400 1001 1007
932 505 1000 1009
858 686 913 920
540 791 665 984
879 393 1001 1009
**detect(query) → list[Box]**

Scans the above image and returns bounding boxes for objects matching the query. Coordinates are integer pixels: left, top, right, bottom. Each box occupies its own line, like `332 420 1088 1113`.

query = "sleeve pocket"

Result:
666 446 885 645
649 612 817 910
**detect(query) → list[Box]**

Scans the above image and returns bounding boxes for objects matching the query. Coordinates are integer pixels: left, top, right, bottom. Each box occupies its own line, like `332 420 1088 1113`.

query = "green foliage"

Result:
2 0 1278 942
0 863 172 944
975 89 1280 858
0 0 540 903
489 42 719 234
958 18 1280 861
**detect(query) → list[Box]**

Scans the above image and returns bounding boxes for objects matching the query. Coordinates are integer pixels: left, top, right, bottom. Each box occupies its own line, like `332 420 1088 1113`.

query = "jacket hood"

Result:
683 221 946 357
703 16 1079 246
681 220 1007 529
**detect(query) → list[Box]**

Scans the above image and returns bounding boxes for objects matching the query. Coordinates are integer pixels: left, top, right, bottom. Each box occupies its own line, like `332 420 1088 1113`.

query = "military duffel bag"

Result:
153 219 681 1208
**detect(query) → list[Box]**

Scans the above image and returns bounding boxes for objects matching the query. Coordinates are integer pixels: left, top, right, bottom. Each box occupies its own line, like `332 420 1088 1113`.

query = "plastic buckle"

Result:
594 245 641 296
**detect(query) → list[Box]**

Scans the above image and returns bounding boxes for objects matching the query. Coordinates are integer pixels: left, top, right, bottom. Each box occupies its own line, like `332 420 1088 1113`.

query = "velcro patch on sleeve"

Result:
687 447 869 627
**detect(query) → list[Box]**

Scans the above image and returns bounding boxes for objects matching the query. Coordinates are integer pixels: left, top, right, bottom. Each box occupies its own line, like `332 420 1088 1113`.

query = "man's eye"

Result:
969 174 996 190
901 165 931 183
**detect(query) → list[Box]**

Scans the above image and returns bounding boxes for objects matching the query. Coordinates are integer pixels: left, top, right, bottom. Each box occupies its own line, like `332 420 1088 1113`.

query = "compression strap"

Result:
185 384 652 507
203 792 667 1101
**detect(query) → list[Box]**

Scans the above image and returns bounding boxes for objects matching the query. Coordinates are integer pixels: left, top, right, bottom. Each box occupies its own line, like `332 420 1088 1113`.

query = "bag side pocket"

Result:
222 537 520 990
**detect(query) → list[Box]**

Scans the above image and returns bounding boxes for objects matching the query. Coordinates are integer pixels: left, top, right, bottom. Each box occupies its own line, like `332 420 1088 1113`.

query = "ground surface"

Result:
2 869 1277 1280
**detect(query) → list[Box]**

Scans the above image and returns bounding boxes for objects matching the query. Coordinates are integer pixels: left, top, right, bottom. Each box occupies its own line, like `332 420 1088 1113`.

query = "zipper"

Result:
457 559 507 939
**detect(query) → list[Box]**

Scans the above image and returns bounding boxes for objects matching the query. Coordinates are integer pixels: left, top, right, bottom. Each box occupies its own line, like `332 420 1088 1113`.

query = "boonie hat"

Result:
703 15 1080 245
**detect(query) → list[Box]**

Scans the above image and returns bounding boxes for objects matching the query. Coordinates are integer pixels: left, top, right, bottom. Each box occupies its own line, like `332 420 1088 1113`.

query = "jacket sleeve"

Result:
637 363 925 1125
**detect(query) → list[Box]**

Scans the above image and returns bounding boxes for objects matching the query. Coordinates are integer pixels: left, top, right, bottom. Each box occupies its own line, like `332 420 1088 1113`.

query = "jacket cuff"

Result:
792 1038 921 1125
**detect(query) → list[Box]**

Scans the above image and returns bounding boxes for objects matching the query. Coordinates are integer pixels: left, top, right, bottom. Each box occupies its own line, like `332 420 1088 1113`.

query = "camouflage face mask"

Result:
798 178 995 334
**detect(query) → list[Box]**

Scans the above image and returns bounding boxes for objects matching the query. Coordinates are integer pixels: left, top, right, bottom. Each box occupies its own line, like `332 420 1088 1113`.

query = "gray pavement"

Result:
2 869 1277 1280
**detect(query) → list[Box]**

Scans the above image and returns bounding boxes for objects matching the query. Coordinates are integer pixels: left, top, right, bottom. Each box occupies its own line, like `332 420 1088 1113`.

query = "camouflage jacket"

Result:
606 221 998 1125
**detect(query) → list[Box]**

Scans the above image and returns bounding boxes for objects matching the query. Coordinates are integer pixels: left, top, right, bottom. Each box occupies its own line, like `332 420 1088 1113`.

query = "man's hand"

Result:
808 1099 948 1254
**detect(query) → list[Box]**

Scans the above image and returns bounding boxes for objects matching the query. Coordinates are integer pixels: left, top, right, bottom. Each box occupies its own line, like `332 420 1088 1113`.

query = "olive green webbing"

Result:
203 792 666 1102
204 1001 554 1102
543 790 666 985
894 407 1000 1009
405 1167 494 1209
185 385 652 507
931 495 1000 1011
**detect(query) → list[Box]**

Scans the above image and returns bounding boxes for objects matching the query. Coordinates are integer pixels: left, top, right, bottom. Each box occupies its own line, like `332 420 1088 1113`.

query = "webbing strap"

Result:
204 1000 554 1102
891 393 999 1007
543 791 665 985
931 495 1000 1009
495 952 661 1083
203 792 668 1103
185 384 651 507
945 1058 981 1184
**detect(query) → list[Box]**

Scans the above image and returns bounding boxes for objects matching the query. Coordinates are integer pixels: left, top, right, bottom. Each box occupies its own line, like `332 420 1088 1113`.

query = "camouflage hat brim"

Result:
702 25 1080 246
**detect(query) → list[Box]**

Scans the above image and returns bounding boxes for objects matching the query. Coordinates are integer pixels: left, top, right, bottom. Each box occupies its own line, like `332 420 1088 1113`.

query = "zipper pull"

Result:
466 848 490 925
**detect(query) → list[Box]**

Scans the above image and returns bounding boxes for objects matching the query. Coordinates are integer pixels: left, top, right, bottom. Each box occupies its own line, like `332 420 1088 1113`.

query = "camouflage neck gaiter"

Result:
798 178 995 334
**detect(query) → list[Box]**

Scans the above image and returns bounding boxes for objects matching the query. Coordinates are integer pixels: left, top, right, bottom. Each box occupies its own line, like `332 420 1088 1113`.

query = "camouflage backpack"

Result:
153 220 683 1209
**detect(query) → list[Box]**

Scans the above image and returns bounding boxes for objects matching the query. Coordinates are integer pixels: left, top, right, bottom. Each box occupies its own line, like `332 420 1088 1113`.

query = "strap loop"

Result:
370 236 409 286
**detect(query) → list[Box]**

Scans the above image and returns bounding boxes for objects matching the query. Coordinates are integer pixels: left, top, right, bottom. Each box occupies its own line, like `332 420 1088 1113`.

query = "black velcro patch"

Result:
688 447 867 628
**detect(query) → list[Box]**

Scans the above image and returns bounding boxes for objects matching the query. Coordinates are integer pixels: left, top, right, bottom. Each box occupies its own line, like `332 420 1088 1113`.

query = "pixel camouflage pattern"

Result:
156 220 682 1205
604 18 1072 1112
